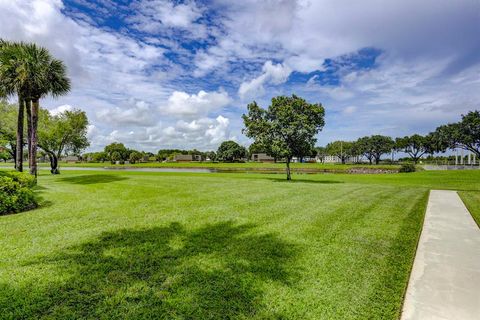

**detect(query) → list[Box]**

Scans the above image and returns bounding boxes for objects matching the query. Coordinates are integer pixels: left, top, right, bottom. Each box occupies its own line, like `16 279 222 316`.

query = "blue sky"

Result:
0 0 479 152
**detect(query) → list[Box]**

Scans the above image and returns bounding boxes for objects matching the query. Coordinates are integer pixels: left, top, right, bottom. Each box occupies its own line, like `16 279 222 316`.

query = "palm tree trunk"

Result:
30 99 39 181
15 96 24 172
25 99 33 170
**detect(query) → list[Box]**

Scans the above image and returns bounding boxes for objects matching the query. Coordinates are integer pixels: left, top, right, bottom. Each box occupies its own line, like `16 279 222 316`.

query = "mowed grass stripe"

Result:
1 170 479 319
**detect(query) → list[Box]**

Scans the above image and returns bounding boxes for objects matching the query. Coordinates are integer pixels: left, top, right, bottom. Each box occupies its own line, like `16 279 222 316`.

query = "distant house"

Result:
174 154 193 162
251 153 275 162
62 155 81 163
173 154 203 162
323 155 362 163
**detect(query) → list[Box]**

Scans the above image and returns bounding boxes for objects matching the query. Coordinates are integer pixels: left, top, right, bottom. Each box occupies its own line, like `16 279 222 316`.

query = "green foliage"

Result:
395 134 432 164
105 143 128 161
217 140 247 162
84 151 108 162
356 135 394 164
110 151 121 164
0 100 17 160
38 108 90 174
0 171 37 215
325 141 356 164
206 151 217 161
129 151 142 164
399 163 416 173
243 95 325 179
432 110 480 157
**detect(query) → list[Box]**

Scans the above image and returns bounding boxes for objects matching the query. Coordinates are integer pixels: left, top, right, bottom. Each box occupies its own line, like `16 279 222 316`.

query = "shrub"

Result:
0 170 36 187
0 172 37 215
399 163 416 173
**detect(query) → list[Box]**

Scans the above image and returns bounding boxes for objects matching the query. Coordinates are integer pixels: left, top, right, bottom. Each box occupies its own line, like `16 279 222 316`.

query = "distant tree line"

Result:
317 110 479 165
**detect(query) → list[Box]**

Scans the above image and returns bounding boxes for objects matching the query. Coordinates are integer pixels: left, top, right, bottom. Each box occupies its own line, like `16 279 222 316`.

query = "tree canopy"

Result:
243 95 325 179
0 100 18 164
38 108 89 174
356 135 394 164
325 141 356 164
395 134 432 164
217 140 246 162
432 110 480 158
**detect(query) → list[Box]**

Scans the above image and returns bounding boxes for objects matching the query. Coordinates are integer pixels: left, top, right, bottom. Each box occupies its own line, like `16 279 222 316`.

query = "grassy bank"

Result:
1 170 479 319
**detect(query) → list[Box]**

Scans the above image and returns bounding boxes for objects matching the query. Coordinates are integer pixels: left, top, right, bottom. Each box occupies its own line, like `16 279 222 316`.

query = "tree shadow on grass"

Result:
58 174 129 185
5 222 297 319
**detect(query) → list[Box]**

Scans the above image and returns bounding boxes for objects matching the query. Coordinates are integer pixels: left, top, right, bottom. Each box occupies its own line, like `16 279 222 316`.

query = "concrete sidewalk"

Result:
401 190 480 320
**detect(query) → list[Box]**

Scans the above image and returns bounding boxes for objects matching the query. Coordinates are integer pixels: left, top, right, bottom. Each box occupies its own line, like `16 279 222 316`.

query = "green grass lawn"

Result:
459 191 480 228
1 170 479 319
0 161 400 172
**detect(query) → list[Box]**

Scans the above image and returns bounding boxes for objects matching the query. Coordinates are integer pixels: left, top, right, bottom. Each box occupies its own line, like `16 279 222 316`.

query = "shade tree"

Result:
356 135 394 164
38 108 89 174
395 134 433 164
243 95 325 180
217 140 247 162
325 141 356 164
432 110 480 159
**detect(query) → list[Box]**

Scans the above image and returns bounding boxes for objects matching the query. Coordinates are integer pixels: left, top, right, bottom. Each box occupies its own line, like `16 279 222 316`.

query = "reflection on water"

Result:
38 166 301 174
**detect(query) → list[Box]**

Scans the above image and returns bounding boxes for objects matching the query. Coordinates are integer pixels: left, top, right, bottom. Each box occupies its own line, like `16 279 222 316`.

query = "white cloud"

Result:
49 104 73 116
90 115 233 151
128 0 207 38
1 0 479 152
238 61 291 99
162 89 232 118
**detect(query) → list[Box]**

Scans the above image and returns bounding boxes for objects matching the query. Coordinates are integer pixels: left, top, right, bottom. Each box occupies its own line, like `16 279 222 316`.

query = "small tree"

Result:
325 141 355 164
217 140 246 162
105 143 128 161
91 152 108 162
206 151 217 161
395 134 432 164
129 151 142 164
315 146 327 163
356 135 394 164
243 95 325 180
110 151 121 164
38 108 89 174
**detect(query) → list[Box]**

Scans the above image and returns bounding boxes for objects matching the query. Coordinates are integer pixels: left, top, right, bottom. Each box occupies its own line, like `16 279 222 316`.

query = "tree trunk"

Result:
48 153 60 174
286 158 292 180
10 144 16 169
15 97 25 172
25 100 33 171
30 99 39 181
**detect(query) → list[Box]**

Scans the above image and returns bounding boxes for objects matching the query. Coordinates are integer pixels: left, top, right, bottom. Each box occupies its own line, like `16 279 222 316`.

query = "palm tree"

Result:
21 43 71 178
0 41 70 179
0 40 28 172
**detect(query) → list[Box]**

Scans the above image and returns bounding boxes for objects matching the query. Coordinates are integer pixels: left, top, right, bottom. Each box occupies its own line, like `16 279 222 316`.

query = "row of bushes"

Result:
0 171 37 215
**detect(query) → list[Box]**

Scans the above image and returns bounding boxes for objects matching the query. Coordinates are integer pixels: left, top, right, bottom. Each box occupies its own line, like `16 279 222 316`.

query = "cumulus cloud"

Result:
49 104 74 116
162 90 232 118
238 61 291 99
1 0 479 151
91 115 233 150
128 0 207 38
